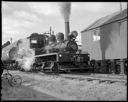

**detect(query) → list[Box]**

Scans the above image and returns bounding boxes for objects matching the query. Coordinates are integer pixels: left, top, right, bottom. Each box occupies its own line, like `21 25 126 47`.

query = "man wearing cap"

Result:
68 30 78 41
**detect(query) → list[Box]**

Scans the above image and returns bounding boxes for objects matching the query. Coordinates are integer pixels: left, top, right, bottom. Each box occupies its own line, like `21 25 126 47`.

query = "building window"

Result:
93 29 100 41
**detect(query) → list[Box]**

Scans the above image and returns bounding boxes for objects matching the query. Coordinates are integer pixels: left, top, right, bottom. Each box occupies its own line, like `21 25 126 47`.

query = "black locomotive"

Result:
30 31 90 72
2 31 90 73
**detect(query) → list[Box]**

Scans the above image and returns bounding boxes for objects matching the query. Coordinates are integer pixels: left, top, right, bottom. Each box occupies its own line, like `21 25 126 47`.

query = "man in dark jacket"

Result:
0 61 4 76
1 61 4 97
68 30 78 41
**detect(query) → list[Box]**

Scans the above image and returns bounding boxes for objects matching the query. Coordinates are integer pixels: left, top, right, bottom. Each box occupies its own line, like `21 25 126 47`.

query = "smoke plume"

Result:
16 39 35 71
59 2 71 22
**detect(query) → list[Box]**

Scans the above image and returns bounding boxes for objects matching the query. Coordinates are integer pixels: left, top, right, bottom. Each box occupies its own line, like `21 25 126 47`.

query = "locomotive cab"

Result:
29 33 49 55
29 33 48 49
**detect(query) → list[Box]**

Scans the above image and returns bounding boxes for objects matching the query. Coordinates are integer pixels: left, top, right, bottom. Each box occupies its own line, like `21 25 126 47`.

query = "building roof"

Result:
81 9 127 33
2 41 10 48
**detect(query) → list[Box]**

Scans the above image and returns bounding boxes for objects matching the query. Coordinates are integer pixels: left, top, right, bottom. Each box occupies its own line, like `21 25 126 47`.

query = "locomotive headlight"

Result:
59 54 62 57
7 53 8 56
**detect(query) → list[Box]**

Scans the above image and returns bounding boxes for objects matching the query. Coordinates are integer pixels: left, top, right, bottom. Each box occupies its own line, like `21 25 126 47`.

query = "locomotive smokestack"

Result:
59 2 71 40
65 21 70 40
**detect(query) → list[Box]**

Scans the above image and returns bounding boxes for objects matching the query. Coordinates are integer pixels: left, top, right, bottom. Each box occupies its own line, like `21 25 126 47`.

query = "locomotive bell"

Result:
56 32 64 42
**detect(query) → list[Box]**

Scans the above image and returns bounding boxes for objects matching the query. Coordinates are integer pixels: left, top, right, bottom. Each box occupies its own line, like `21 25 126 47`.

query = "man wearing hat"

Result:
68 30 78 41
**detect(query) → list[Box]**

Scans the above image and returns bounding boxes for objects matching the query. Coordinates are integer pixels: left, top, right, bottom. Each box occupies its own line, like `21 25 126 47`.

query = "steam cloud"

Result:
59 2 71 22
16 39 35 71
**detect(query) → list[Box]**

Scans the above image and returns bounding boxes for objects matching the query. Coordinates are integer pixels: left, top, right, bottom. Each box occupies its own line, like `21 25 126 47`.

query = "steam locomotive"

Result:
2 31 90 73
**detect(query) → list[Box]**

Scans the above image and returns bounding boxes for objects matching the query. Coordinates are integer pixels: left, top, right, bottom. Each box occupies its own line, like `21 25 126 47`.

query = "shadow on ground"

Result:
1 78 59 100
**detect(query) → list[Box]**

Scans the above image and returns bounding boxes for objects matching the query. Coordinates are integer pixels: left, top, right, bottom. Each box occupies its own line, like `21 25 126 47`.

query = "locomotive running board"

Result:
35 53 59 62
35 53 58 57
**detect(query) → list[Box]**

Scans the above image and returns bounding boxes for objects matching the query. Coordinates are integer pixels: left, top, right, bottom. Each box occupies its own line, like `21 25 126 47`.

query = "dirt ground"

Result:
1 71 127 101
1 77 59 100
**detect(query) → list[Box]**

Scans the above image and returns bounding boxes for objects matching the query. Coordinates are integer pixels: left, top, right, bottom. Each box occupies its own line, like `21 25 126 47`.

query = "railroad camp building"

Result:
81 9 127 61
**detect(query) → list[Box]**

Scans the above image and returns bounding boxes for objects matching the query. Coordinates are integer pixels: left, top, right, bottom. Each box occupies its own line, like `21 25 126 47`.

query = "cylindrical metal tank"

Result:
56 32 64 42
2 41 19 61
49 34 56 43
68 30 78 40
8 47 18 60
47 40 78 53
2 38 30 61
70 30 78 38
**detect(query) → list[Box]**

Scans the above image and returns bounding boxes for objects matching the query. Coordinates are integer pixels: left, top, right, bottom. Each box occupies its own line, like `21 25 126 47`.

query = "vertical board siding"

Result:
81 20 127 60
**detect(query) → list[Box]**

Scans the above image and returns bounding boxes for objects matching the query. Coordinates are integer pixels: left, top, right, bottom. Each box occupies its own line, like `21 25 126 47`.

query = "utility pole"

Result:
50 26 52 35
10 37 12 43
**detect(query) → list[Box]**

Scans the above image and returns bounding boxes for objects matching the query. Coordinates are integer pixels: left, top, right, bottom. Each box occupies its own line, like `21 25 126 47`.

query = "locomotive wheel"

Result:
32 63 37 71
42 62 53 73
40 62 45 72
52 62 59 73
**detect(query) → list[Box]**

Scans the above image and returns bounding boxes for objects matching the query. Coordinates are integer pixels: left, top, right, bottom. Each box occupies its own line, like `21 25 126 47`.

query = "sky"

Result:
2 2 127 45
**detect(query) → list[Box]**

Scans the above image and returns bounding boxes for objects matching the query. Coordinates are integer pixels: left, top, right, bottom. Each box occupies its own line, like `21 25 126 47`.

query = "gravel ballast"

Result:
1 71 127 101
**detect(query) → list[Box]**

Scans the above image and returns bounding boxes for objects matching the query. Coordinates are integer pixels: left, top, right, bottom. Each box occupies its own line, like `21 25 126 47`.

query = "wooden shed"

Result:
81 9 127 60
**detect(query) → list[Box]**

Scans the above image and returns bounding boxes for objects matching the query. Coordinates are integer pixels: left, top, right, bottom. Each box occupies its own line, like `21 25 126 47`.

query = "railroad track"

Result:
36 71 127 85
8 70 127 85
60 73 127 85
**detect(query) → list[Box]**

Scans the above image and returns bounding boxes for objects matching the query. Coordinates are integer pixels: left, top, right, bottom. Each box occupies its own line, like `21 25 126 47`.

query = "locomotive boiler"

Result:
44 32 78 54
